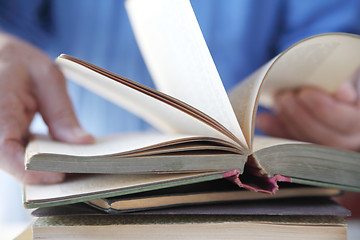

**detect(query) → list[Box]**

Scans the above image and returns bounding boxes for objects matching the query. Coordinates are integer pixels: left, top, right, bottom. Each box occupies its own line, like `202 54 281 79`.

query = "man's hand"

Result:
256 74 360 152
0 33 94 184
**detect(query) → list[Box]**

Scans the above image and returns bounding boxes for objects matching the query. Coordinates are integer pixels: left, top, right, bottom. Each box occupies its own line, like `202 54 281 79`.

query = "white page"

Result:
252 136 306 153
229 33 360 148
57 57 239 145
125 0 247 149
26 132 211 158
259 33 360 108
229 59 275 148
24 173 217 202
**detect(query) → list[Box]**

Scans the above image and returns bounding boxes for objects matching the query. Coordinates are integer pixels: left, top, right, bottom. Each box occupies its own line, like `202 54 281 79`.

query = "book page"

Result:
24 172 222 204
90 186 340 212
229 33 360 149
259 33 360 108
252 135 307 153
57 57 240 146
253 141 360 190
125 0 247 149
228 59 275 149
26 132 233 158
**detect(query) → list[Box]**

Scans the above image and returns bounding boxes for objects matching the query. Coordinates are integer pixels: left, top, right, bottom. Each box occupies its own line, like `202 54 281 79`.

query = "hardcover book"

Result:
30 198 350 240
24 173 340 210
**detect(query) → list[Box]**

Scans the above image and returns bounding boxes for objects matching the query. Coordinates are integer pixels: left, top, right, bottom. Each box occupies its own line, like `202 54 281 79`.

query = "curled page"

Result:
260 33 360 108
57 56 243 148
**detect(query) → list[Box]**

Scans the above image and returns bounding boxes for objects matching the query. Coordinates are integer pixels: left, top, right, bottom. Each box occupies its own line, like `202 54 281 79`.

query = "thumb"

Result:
33 63 94 144
334 67 360 104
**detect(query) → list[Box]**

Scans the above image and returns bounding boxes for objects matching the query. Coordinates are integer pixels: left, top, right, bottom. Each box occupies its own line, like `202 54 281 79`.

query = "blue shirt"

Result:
1 0 360 136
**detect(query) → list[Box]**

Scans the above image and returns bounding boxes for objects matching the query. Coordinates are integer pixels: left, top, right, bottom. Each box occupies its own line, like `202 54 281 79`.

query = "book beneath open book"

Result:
30 198 349 240
23 173 341 210
24 0 360 207
32 215 348 240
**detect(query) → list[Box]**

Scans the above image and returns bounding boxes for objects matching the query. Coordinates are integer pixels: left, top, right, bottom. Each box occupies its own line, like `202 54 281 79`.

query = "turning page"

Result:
259 33 360 107
125 0 247 149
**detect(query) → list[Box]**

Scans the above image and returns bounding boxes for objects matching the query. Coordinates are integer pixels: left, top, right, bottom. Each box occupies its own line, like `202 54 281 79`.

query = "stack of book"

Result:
28 196 350 240
24 174 351 239
23 0 360 239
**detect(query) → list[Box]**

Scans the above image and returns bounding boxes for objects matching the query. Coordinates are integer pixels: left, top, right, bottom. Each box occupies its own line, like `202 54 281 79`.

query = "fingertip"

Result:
42 172 66 184
334 82 357 104
256 113 277 133
298 87 326 108
70 127 95 144
256 113 290 139
274 90 297 114
298 87 321 98
256 114 271 131
50 126 94 144
298 88 314 106
22 170 66 185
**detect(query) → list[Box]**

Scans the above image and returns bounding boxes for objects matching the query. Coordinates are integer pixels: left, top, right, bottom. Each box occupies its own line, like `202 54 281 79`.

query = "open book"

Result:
25 0 360 198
